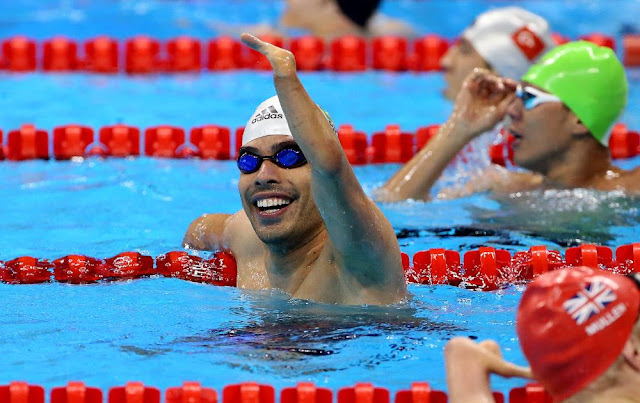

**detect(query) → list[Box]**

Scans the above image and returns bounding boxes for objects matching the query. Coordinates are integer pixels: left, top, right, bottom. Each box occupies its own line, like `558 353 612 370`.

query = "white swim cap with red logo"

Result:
463 7 555 80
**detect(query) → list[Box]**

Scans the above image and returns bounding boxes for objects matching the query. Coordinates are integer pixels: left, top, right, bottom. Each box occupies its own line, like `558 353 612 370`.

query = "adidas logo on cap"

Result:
251 105 283 124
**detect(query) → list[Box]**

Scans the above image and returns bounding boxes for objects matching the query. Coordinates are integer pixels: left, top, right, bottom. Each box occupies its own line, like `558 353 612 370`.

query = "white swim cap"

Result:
242 95 292 146
242 95 337 146
462 7 555 80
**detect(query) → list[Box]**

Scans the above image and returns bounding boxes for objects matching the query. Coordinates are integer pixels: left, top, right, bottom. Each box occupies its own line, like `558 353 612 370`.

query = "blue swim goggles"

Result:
516 84 562 110
237 146 308 174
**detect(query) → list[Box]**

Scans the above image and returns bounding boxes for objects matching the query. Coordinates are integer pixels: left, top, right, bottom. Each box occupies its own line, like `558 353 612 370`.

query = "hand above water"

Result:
445 337 534 403
448 69 517 141
240 33 297 78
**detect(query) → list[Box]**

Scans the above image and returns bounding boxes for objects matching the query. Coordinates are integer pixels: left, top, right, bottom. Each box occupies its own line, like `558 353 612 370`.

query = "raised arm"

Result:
377 70 517 202
445 337 533 403
240 34 405 296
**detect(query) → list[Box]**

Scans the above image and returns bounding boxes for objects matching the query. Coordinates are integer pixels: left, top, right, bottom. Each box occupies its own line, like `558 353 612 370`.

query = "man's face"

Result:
507 84 576 173
237 135 324 245
441 38 489 100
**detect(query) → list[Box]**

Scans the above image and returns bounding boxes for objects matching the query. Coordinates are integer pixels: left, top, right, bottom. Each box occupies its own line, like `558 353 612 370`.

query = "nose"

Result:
253 159 281 187
440 44 457 71
507 95 523 121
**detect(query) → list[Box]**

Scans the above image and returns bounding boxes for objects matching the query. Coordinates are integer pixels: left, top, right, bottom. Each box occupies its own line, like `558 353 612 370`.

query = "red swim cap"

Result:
517 267 640 400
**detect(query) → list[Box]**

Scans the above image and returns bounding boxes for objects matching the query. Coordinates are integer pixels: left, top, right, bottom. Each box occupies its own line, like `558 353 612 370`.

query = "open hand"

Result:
449 69 517 141
240 33 297 77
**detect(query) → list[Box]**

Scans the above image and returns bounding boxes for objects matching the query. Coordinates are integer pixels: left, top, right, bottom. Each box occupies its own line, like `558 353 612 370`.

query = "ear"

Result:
621 338 640 372
567 111 590 138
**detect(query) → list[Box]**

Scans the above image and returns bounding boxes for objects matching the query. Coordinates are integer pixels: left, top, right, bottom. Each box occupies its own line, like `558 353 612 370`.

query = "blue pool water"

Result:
1 0 640 398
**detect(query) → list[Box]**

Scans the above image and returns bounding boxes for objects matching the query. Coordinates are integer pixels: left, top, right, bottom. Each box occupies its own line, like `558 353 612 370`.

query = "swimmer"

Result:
184 34 406 306
441 7 555 100
445 267 640 402
212 0 414 40
378 41 640 201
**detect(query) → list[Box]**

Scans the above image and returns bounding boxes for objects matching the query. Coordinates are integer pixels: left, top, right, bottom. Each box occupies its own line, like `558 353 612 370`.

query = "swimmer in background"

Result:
184 34 406 306
441 7 555 100
445 268 640 403
377 41 640 201
211 0 414 40
376 7 555 200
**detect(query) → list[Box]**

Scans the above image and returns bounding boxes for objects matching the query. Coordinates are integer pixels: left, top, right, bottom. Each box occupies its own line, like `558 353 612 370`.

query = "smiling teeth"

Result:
256 198 291 208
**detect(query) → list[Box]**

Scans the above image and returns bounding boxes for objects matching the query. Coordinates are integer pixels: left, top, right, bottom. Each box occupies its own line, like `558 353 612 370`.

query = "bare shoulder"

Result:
594 167 640 193
622 166 640 192
490 167 543 195
183 213 233 251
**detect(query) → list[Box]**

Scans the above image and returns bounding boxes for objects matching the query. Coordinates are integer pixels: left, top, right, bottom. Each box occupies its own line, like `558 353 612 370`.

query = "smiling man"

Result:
378 41 640 201
184 34 406 306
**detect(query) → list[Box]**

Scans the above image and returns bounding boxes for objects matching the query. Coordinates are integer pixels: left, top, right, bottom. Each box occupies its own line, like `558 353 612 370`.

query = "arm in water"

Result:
240 33 406 299
445 337 533 403
377 69 517 202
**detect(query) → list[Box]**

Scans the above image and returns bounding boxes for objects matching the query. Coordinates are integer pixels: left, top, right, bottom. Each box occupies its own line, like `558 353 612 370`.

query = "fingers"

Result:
240 33 268 52
240 32 297 77
492 362 534 379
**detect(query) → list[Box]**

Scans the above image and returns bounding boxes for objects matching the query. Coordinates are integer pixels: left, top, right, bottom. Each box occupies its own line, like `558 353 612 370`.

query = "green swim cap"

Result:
521 41 627 146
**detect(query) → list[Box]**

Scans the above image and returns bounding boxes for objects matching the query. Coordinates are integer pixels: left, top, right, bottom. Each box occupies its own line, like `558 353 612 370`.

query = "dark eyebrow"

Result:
238 146 259 155
271 140 299 153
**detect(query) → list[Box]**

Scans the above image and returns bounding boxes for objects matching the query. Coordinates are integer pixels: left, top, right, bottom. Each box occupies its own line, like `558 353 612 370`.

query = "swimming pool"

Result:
2 0 640 398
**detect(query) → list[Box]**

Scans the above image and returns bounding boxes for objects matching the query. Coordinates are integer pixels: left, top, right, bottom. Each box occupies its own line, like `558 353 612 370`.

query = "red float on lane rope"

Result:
7 124 49 161
223 383 275 403
508 383 552 403
338 124 368 165
615 243 640 274
338 383 389 403
2 257 53 284
53 125 94 160
51 382 102 403
580 33 616 50
53 255 103 283
329 36 367 72
609 123 639 159
84 36 119 73
372 37 408 71
511 246 565 280
167 36 202 72
623 34 640 67
0 382 45 403
395 382 447 403
371 124 414 163
281 383 332 403
463 247 512 290
565 244 612 269
410 249 461 285
410 35 448 71
98 124 141 157
108 382 160 403
166 382 217 403
100 252 155 279
145 126 186 158
191 125 231 160
43 37 78 71
125 36 160 74
290 36 326 71
208 37 243 71
2 36 37 72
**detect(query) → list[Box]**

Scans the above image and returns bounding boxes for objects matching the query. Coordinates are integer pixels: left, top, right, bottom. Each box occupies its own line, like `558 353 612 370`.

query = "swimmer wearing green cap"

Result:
378 41 640 201
184 34 406 305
